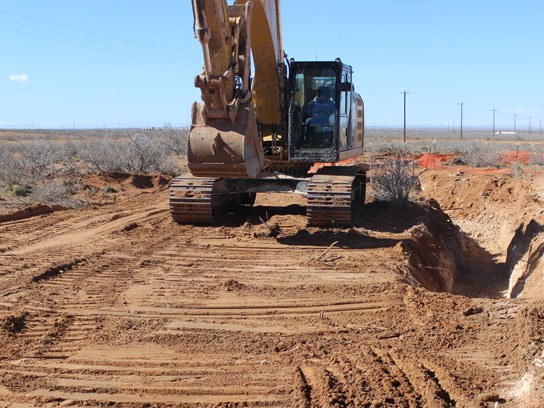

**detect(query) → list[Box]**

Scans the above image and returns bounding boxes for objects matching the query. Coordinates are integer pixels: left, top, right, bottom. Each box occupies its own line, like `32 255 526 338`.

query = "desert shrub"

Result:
124 132 180 174
457 142 502 167
0 146 29 187
371 148 420 205
155 125 188 156
124 133 161 173
75 138 127 173
18 141 68 180
74 131 180 175
60 178 82 195
11 185 29 197
154 155 179 175
31 181 83 207
0 141 73 188
103 185 117 194
529 149 544 166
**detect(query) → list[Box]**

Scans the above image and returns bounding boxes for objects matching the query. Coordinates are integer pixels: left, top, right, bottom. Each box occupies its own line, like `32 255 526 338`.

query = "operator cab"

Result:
288 58 363 164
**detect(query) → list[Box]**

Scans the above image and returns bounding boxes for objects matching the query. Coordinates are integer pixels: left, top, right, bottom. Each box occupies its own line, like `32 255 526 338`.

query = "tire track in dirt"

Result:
0 190 410 406
0 192 163 252
0 192 185 405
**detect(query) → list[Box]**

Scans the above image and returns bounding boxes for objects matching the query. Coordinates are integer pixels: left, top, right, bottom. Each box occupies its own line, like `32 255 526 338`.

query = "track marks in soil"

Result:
1 186 537 406
295 365 352 407
295 366 314 407
31 258 87 283
2 348 292 406
0 191 167 254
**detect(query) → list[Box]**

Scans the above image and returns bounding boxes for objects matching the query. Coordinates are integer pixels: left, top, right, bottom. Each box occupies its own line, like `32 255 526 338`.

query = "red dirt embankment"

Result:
415 153 457 169
0 204 67 223
403 201 462 293
415 151 532 173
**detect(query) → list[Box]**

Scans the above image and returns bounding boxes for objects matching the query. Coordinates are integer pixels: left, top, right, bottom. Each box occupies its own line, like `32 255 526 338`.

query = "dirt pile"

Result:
506 215 544 299
0 204 67 223
1 311 28 336
83 172 170 193
398 200 462 292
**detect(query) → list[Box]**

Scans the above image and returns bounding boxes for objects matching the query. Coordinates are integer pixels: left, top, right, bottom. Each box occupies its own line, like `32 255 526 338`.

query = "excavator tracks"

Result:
307 168 366 228
169 176 215 224
171 168 366 227
170 176 255 224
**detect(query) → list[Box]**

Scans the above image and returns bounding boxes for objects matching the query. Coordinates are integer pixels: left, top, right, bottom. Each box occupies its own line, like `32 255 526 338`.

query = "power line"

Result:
0 7 193 58
0 16 197 61
0 25 192 66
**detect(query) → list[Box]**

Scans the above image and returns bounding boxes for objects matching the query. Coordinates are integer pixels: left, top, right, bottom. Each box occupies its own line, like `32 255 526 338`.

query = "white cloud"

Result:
9 74 29 84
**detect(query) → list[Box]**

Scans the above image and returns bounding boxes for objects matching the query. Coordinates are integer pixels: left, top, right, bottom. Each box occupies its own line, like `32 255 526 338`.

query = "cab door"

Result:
339 70 352 151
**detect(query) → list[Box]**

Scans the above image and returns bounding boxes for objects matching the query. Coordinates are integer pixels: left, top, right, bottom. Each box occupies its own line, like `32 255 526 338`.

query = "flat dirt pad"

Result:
0 174 543 407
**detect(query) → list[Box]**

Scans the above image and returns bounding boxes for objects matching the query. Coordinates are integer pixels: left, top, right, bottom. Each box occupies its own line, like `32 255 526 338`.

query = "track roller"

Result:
307 167 366 228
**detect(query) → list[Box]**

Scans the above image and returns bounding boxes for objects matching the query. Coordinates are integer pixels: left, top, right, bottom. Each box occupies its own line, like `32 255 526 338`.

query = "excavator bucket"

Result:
187 101 266 178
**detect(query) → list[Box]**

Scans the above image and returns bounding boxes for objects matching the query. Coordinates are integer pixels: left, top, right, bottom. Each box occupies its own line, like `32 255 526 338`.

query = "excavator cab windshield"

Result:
288 61 344 162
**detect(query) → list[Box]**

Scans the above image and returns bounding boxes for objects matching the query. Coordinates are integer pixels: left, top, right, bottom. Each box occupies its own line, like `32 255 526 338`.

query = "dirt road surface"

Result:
1 168 543 407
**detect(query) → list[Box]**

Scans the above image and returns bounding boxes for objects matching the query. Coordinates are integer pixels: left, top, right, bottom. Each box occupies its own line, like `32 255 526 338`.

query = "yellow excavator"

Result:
170 0 366 227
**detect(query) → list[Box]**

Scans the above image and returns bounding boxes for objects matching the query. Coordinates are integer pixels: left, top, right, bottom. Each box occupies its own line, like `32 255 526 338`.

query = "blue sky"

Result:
1 0 543 129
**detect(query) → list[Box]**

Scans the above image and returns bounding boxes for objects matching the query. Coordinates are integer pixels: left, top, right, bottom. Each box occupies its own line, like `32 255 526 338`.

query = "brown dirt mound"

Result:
250 221 281 238
401 200 462 292
1 311 28 335
0 204 67 223
83 172 171 192
506 215 544 299
125 174 170 189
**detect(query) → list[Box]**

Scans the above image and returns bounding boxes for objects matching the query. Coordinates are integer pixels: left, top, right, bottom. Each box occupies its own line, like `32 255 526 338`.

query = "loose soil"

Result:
0 164 543 407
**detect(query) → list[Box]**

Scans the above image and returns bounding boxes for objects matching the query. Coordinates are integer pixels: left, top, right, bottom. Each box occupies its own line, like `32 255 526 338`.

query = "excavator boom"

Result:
188 0 285 178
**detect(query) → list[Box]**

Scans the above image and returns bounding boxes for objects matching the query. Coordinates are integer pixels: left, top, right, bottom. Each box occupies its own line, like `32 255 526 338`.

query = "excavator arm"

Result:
189 0 285 178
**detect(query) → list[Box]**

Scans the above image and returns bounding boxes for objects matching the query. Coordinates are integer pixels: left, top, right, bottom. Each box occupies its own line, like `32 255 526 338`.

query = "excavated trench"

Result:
403 191 544 300
393 171 544 406
401 204 544 299
404 216 512 297
400 200 463 293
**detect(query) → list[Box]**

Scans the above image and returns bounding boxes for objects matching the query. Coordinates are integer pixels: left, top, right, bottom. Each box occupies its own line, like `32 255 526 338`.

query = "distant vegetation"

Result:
1 126 543 209
365 127 544 168
0 126 188 207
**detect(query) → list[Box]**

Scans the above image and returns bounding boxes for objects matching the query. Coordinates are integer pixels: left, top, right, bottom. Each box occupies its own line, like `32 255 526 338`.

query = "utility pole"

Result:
459 102 464 140
514 114 517 134
401 90 409 143
529 116 532 138
492 109 497 137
